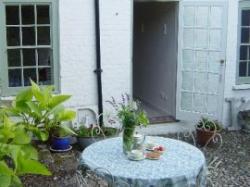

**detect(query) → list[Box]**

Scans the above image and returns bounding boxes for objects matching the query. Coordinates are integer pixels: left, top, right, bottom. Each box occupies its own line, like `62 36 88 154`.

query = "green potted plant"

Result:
0 113 51 187
76 124 119 150
196 117 222 146
8 80 76 151
107 94 149 155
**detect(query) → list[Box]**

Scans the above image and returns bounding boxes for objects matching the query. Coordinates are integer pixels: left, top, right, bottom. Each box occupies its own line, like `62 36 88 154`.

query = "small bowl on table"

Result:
153 145 165 155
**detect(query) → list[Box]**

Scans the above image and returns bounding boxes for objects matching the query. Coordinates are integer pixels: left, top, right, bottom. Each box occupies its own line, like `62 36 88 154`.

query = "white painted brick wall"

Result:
99 0 133 111
1 0 246 128
223 0 250 127
59 0 133 117
59 0 98 113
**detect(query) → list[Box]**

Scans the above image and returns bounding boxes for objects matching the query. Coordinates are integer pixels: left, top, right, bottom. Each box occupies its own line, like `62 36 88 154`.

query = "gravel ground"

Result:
203 130 250 187
163 130 250 187
21 131 250 187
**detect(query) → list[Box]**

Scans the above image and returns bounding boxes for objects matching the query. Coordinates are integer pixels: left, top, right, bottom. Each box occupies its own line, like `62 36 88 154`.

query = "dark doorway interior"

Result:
133 2 179 124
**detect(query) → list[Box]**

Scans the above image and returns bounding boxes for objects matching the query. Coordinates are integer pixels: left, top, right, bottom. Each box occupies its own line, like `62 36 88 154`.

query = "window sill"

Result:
232 84 250 90
0 96 14 101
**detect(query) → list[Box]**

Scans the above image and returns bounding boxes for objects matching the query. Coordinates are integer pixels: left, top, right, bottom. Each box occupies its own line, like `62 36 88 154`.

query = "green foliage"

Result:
106 94 149 129
0 115 51 187
77 125 118 137
107 95 149 153
197 117 222 131
9 80 76 140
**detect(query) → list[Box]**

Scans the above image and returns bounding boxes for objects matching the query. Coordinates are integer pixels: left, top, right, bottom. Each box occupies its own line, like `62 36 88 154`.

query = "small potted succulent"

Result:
76 124 119 150
196 117 222 146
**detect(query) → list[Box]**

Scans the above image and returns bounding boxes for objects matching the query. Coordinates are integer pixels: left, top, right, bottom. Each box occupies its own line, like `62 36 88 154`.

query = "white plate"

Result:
128 155 145 161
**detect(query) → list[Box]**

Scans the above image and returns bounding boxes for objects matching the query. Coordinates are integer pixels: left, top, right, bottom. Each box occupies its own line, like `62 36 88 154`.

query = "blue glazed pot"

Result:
51 136 71 150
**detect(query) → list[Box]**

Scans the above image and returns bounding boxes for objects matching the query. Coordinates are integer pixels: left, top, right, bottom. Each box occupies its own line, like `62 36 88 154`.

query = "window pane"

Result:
37 5 50 24
7 27 20 46
239 61 247 77
242 10 250 26
38 48 51 65
21 5 34 25
241 28 250 43
24 68 37 86
39 68 51 85
8 69 22 87
22 27 35 45
240 46 248 60
23 49 36 66
37 27 50 45
6 6 19 25
7 49 21 67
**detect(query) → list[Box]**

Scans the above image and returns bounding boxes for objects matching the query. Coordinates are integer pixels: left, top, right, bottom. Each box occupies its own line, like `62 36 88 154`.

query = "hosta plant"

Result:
0 115 51 187
9 81 76 141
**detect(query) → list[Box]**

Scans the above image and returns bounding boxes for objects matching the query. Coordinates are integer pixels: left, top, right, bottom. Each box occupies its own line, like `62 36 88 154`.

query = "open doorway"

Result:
133 1 179 124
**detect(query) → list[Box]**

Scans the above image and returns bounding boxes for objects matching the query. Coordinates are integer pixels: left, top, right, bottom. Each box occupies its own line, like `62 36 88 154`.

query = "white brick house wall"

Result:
59 0 133 123
223 0 250 127
1 0 248 128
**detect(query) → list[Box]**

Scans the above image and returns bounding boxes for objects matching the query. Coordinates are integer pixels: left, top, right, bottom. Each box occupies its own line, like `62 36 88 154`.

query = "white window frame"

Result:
237 0 250 85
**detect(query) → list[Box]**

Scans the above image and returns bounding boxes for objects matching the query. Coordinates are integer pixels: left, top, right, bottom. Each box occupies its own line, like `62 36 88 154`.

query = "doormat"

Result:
149 115 177 124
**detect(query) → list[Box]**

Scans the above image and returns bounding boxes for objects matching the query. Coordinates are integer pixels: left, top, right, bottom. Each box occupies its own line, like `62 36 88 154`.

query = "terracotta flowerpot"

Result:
196 128 216 146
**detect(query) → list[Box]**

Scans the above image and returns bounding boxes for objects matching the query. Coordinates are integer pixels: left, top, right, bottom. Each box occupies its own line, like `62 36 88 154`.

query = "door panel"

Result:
176 1 227 122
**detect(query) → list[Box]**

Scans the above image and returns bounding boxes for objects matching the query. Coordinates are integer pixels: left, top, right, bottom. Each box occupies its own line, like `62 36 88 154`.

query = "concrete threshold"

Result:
136 121 196 136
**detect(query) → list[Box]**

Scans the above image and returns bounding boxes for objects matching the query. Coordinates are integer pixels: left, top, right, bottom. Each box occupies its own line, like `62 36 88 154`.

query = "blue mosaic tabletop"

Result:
81 136 206 187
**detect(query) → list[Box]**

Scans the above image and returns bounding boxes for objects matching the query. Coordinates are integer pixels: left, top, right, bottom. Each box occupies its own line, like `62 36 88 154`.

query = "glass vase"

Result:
122 126 136 155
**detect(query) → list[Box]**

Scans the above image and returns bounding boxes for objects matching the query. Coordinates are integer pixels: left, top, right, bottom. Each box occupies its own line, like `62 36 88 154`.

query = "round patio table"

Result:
81 136 206 187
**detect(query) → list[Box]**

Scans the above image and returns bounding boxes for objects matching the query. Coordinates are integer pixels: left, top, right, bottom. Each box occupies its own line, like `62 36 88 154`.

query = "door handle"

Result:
220 59 225 65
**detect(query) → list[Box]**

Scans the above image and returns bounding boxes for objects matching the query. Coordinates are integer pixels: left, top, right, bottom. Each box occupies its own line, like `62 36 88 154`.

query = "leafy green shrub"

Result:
0 115 51 187
9 81 76 141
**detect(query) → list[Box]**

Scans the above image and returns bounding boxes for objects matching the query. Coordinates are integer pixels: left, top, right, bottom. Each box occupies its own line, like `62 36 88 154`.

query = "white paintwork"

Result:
176 1 227 122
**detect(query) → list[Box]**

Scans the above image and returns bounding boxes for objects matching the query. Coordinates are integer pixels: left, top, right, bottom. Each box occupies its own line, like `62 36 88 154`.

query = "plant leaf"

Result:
0 161 14 176
21 145 38 160
26 102 42 118
11 176 23 187
56 110 76 122
60 124 77 136
31 81 45 104
15 88 33 103
49 95 71 109
11 128 31 145
17 157 51 176
0 175 11 187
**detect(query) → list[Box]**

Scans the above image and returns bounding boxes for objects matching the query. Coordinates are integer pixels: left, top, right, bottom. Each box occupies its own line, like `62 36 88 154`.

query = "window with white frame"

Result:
237 1 250 84
0 0 59 96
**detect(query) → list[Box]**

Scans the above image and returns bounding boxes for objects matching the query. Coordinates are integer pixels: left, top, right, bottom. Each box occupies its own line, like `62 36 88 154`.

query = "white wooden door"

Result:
176 1 227 122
